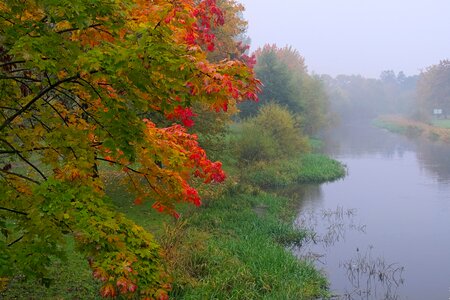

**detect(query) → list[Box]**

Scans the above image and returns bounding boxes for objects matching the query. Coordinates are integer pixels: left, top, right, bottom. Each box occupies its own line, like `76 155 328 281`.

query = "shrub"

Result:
236 104 309 165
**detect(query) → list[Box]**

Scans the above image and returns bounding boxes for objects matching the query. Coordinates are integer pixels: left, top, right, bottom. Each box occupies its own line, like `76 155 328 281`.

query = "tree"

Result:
190 0 256 159
239 44 328 135
416 60 450 120
239 45 297 118
322 71 418 122
0 0 259 298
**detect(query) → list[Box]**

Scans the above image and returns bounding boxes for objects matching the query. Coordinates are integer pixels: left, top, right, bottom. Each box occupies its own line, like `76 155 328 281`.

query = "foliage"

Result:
191 0 257 159
207 0 250 63
416 60 450 120
0 0 260 298
1 237 101 299
239 44 329 135
236 103 310 165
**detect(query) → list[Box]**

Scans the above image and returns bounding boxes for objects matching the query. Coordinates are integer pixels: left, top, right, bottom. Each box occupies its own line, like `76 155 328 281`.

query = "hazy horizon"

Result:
239 0 450 78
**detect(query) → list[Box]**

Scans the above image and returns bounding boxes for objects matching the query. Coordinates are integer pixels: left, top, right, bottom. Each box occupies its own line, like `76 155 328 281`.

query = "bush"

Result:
236 104 309 165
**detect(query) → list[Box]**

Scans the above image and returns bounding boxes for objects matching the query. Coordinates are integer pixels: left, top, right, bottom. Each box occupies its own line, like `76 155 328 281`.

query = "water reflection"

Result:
293 121 450 299
293 205 403 299
294 206 365 250
323 120 450 184
321 122 414 159
339 246 404 300
416 139 450 183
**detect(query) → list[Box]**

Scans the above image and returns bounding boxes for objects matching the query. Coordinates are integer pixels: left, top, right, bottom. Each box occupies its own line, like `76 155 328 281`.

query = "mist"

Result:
239 0 450 78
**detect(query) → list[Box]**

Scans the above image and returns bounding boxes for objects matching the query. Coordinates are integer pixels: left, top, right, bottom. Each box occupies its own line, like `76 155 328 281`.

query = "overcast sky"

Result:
238 0 450 78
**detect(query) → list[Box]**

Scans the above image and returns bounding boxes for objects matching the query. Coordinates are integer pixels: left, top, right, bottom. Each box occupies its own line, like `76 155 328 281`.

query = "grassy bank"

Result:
2 142 345 299
165 191 329 299
161 151 344 298
374 115 450 142
242 154 346 188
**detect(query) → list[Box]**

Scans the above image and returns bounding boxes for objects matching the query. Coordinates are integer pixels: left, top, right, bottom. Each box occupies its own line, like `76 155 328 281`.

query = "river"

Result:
292 121 450 299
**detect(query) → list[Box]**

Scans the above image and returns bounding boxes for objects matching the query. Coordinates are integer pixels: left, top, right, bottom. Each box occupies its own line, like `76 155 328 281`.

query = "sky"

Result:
238 0 450 78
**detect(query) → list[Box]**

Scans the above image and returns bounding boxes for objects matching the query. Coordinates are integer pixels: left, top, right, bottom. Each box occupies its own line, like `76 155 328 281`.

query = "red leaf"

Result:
100 283 116 298
134 197 143 205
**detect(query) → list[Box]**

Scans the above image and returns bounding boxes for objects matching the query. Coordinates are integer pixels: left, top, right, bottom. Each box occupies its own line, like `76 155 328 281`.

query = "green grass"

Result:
308 138 324 152
242 154 346 188
372 118 406 134
168 191 329 299
432 119 450 129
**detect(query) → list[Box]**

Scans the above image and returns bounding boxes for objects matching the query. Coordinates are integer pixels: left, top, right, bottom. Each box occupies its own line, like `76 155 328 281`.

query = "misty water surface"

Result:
292 122 450 299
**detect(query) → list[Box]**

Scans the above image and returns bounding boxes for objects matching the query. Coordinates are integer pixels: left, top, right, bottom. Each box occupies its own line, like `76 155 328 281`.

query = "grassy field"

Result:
374 115 450 142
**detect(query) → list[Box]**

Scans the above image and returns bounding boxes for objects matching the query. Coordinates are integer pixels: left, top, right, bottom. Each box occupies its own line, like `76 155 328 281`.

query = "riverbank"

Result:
374 115 450 142
1 154 345 299
164 154 345 299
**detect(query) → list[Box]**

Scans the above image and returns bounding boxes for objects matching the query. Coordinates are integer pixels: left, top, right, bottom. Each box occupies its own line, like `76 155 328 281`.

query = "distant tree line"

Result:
320 71 418 122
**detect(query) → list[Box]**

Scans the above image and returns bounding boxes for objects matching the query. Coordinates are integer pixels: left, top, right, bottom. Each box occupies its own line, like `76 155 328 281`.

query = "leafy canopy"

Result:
239 44 328 135
0 0 259 298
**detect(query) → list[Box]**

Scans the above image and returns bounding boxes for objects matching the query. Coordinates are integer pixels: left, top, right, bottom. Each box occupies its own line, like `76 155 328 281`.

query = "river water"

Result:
292 122 450 299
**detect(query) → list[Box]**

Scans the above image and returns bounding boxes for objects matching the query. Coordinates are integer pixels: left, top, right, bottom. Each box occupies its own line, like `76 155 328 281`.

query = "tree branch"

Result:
0 169 40 184
56 23 103 34
55 87 113 137
42 97 69 127
96 157 160 194
0 206 27 215
0 60 25 68
0 139 47 180
0 75 79 132
0 75 40 82
8 236 24 247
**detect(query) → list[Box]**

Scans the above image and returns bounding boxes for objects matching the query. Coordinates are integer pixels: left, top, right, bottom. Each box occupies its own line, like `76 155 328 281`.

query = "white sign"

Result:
433 109 443 115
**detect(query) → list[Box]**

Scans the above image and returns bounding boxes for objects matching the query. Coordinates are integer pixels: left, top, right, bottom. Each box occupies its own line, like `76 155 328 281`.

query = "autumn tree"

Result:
191 0 256 159
0 0 259 298
416 60 450 120
239 44 328 135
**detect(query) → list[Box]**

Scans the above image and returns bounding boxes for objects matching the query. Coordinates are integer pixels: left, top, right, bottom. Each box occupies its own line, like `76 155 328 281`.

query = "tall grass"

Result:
167 192 329 299
242 154 346 188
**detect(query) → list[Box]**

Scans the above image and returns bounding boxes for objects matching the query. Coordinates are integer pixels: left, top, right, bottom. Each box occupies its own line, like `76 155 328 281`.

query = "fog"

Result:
239 0 450 78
